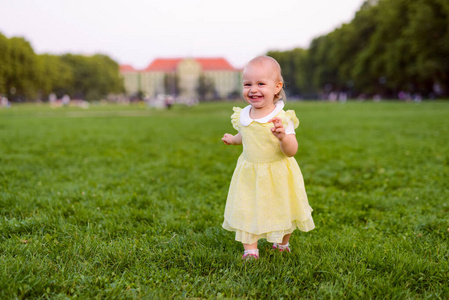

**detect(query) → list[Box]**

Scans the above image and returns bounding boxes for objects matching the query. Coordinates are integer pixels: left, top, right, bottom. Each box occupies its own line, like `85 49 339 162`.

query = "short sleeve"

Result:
231 107 242 131
283 110 300 135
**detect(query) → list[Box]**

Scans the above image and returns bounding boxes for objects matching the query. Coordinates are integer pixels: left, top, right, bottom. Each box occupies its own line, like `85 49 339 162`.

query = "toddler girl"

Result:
221 56 315 260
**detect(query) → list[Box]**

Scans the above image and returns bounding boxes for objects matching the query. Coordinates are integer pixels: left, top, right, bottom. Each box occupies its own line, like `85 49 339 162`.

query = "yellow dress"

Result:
222 101 315 245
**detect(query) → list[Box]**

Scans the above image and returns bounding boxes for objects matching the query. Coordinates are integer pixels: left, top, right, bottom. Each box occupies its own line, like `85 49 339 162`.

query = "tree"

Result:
267 48 312 97
268 0 449 98
405 0 449 96
0 33 10 96
88 54 124 99
37 54 73 99
0 31 126 102
0 36 40 101
60 54 124 100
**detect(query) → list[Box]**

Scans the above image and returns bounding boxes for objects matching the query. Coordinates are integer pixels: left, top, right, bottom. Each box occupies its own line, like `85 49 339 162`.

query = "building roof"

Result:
119 64 138 72
195 58 236 71
144 58 183 72
140 57 237 72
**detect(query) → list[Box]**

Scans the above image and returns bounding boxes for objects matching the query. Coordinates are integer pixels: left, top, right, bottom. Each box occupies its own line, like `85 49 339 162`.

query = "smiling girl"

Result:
221 56 315 260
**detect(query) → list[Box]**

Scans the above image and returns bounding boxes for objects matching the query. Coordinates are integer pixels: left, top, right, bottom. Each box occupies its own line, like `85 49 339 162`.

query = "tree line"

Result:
268 0 449 99
1 0 447 102
0 33 124 102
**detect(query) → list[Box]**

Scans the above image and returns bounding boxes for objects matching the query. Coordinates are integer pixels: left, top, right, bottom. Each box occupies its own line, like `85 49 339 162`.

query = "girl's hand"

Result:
222 133 242 145
222 133 235 145
270 117 298 156
269 117 286 140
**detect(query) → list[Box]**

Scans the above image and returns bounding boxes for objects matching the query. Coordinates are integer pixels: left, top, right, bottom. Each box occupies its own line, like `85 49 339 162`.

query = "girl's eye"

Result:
258 83 265 86
243 84 251 87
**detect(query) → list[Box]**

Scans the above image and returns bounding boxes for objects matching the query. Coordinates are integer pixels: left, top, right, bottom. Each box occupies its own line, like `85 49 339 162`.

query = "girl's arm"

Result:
278 134 298 157
222 133 242 145
269 117 298 157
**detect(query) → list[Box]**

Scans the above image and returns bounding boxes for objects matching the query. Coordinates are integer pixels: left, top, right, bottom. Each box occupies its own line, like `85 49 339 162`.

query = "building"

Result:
120 57 241 100
119 64 140 96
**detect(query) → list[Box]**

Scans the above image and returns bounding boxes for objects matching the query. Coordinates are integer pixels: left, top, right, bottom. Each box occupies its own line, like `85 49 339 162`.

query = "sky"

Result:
0 0 365 69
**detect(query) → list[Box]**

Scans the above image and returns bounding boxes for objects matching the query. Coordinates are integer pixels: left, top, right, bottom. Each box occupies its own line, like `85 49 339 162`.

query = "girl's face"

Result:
242 62 282 111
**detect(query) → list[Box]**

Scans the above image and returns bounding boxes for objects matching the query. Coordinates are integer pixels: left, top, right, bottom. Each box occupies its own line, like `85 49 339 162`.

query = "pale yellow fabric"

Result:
223 106 315 245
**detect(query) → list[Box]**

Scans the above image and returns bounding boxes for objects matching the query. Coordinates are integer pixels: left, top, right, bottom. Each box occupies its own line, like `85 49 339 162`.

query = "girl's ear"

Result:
275 81 283 94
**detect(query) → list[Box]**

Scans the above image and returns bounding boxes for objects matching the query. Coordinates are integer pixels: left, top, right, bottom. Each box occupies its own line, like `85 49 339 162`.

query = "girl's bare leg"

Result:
280 233 291 245
242 242 259 259
243 242 258 250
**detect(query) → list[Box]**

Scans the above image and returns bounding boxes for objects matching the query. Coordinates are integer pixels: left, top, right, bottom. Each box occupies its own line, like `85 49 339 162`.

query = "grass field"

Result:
0 100 448 299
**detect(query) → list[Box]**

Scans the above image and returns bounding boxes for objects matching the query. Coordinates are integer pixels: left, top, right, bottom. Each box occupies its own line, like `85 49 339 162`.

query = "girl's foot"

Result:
242 249 259 260
272 242 291 252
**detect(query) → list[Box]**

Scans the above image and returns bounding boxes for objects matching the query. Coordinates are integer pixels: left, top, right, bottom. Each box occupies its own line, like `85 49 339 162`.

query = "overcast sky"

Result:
0 0 365 69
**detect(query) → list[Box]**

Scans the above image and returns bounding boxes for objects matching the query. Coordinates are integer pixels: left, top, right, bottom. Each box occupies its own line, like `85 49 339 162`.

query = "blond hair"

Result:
245 55 286 102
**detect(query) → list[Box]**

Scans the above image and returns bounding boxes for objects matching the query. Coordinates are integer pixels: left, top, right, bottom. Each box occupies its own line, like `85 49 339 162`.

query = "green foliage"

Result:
351 0 447 95
0 101 448 298
0 36 40 101
0 32 124 102
405 0 449 89
268 48 313 96
60 54 124 101
37 54 74 98
271 0 449 98
0 33 9 95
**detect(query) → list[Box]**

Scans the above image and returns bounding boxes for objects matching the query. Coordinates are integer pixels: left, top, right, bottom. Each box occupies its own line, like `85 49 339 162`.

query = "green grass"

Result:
0 100 448 299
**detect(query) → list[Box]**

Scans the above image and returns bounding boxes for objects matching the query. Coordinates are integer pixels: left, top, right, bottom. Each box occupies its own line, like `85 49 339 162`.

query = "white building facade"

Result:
120 57 241 100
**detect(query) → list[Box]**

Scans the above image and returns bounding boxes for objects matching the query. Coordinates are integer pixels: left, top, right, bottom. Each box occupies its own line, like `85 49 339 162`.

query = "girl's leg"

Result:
242 242 259 259
243 242 258 250
280 233 291 246
273 234 292 252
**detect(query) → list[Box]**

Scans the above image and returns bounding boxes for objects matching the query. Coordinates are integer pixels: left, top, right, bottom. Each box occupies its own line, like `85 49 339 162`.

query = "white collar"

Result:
240 101 285 126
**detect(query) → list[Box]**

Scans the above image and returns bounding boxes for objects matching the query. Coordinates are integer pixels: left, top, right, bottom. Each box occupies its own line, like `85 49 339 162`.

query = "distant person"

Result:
221 56 314 260
48 93 57 105
164 95 174 109
62 94 70 106
1 96 10 108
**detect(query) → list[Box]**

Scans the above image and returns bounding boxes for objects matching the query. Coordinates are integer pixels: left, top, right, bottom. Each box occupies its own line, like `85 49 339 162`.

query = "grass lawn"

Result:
0 100 448 299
